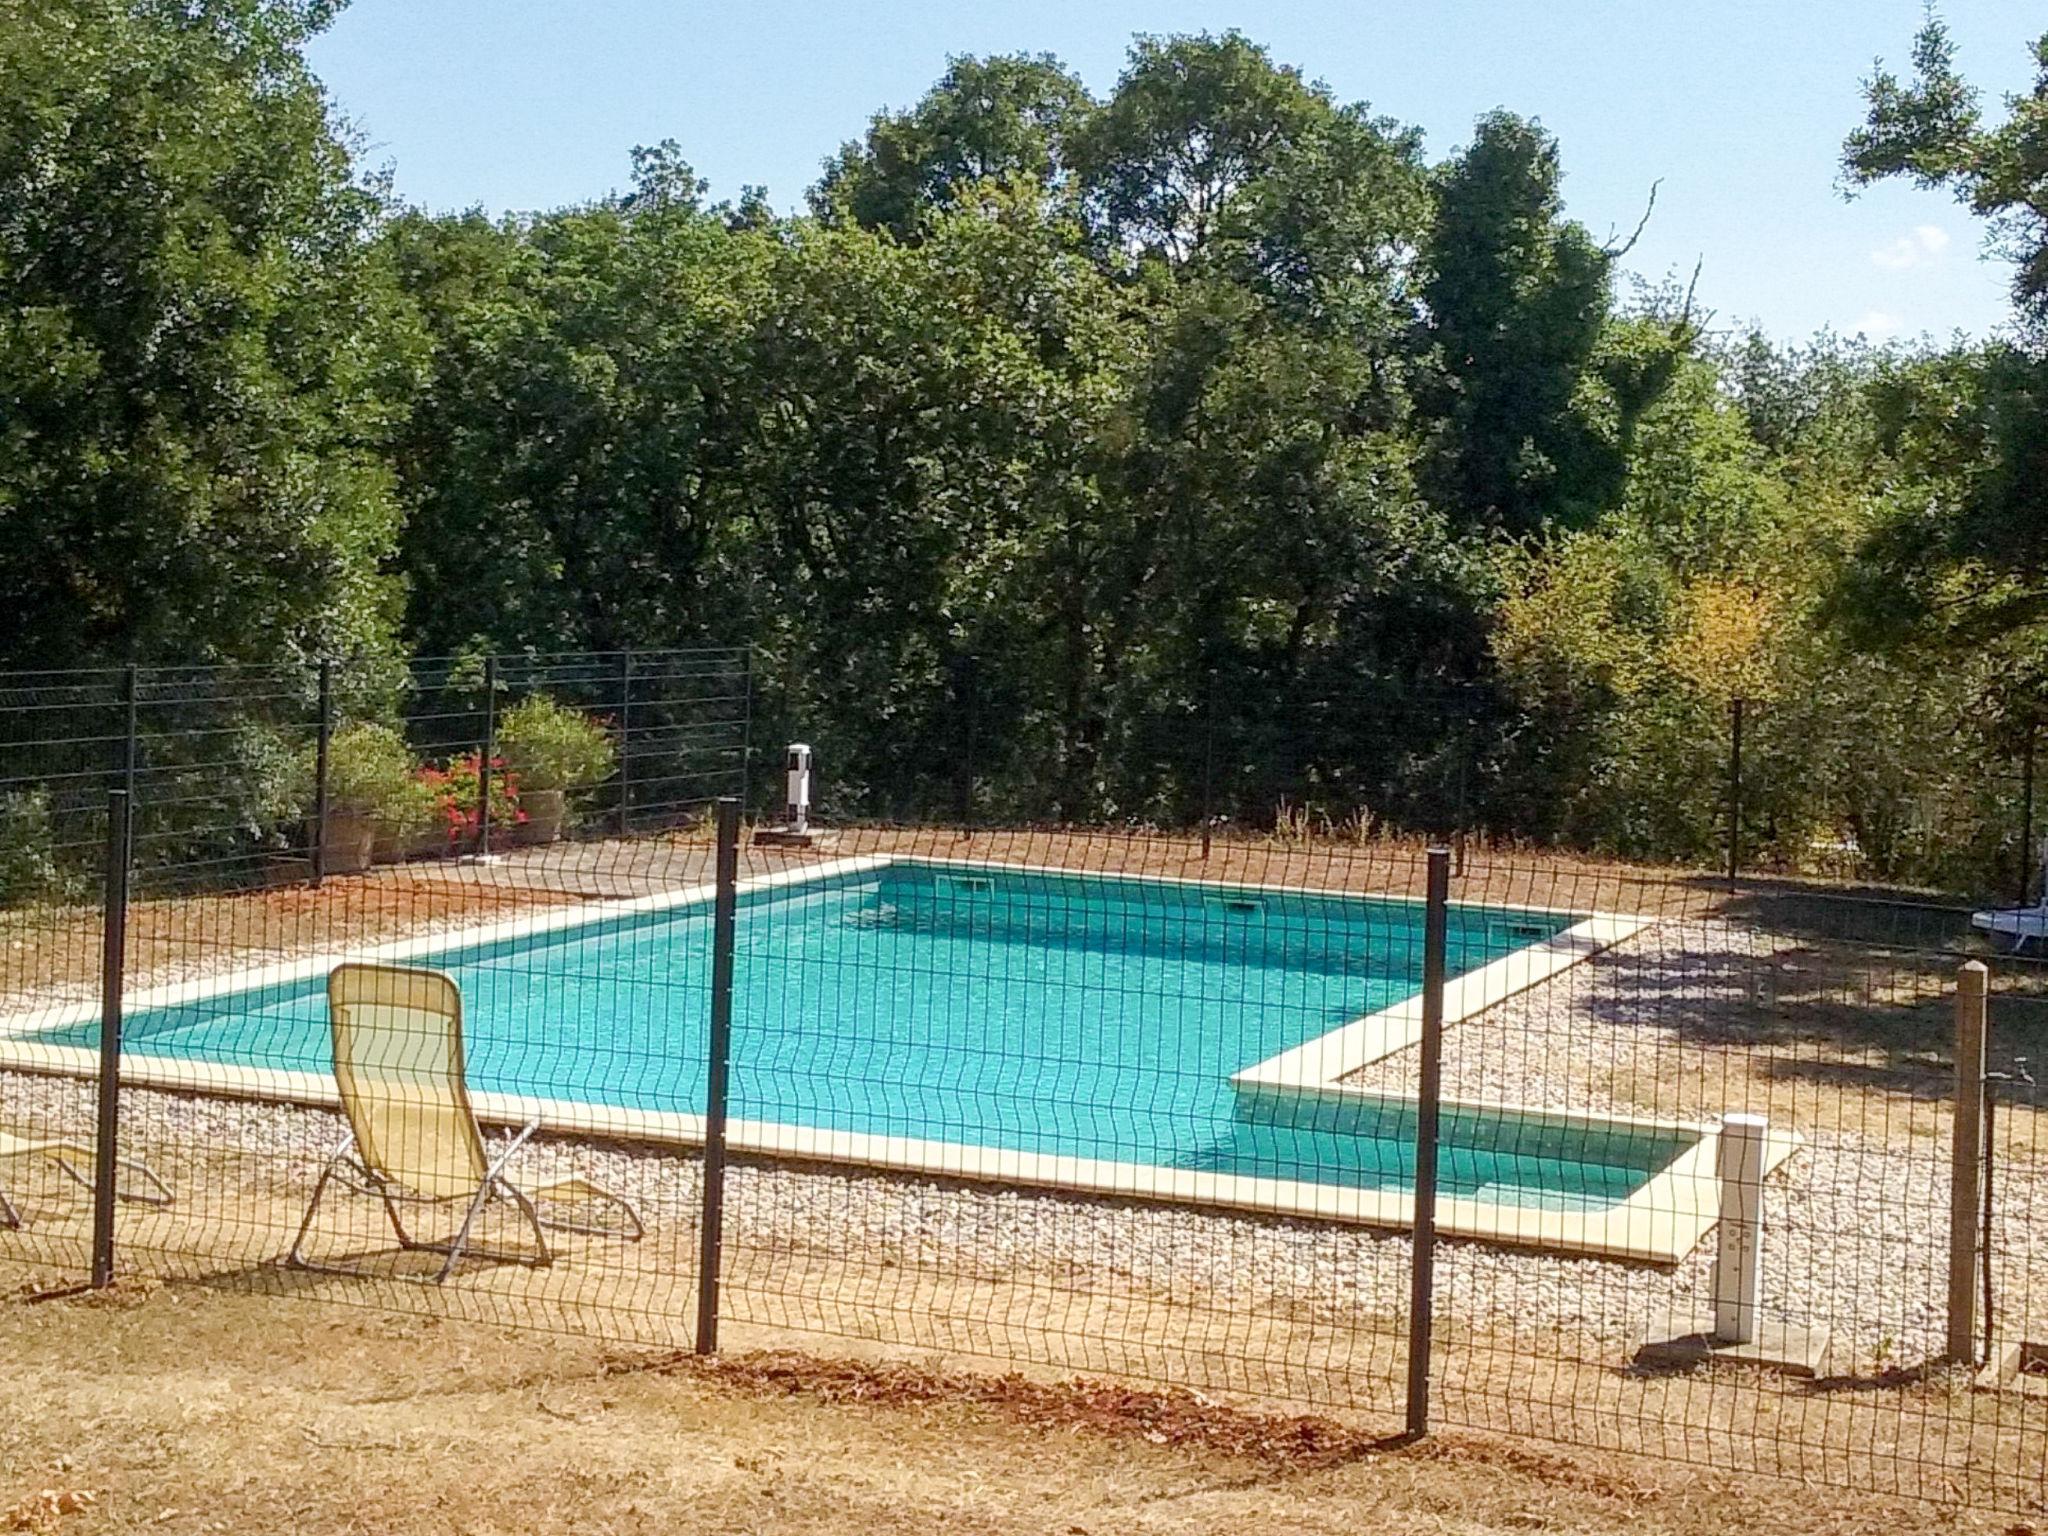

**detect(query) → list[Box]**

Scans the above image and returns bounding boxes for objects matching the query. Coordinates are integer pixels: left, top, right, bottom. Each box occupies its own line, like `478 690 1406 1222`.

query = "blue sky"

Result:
307 0 2040 345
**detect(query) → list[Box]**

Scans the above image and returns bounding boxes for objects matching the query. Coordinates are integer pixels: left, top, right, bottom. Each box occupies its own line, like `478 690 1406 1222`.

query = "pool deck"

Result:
0 851 1789 1265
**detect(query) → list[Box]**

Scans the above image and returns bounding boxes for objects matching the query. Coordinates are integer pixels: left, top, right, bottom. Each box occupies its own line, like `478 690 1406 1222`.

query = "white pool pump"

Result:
785 742 812 834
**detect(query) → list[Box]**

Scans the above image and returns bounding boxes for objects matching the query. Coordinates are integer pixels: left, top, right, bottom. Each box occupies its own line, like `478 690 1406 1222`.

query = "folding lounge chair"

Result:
287 962 642 1282
0 1130 174 1229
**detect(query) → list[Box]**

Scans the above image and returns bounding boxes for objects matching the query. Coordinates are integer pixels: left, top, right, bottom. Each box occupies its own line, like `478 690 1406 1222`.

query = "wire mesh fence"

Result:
771 651 2043 905
3 652 2048 1507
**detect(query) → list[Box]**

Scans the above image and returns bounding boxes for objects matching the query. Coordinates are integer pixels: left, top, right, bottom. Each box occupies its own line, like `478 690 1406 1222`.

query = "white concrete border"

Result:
1229 914 1652 1092
0 853 1765 1263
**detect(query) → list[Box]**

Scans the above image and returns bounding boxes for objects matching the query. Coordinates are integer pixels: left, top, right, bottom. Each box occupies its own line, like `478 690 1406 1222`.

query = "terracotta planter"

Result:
370 819 416 864
319 809 376 874
520 788 566 845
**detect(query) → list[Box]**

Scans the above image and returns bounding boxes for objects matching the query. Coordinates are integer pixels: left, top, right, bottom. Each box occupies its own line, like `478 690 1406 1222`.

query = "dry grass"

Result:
1589 948 2048 1146
0 1279 2016 1535
0 872 571 1009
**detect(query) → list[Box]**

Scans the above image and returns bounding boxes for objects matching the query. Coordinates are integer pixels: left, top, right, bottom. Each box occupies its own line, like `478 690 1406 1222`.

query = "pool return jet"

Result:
753 742 841 850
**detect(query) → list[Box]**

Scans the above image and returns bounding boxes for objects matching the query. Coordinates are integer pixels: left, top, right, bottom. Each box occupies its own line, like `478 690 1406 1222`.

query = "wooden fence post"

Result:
1949 959 1989 1363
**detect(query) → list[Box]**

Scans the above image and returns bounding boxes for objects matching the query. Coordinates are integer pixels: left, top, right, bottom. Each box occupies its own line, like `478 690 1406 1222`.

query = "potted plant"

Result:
420 752 524 851
496 696 618 845
370 772 442 863
305 723 418 874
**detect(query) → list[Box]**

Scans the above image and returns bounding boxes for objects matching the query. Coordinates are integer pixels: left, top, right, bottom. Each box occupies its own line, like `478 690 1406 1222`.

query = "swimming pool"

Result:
25 860 1693 1221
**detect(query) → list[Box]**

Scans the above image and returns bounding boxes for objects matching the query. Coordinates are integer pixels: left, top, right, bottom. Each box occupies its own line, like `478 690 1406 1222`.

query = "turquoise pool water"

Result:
47 863 1689 1211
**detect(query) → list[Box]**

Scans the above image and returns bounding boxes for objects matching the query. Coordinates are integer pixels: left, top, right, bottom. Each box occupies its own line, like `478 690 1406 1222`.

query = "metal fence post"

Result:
739 649 755 807
954 654 977 833
92 789 133 1289
1727 696 1745 884
1200 670 1217 860
1453 716 1471 879
2020 726 2038 908
696 795 741 1354
1950 959 1989 1362
964 655 978 834
617 650 634 836
477 655 498 857
1405 846 1451 1437
119 663 138 803
311 659 333 886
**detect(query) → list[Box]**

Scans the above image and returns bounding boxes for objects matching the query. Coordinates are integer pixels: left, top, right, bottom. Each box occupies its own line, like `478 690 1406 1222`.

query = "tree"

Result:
386 159 772 657
1418 112 1619 535
1844 17 2048 323
0 0 420 669
810 54 1092 239
1075 32 1346 265
740 194 1138 816
1827 344 2048 655
1836 16 2048 666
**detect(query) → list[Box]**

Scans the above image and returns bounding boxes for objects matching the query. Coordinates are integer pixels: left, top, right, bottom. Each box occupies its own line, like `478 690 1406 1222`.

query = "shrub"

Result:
0 788 83 908
376 771 445 847
418 753 523 845
302 722 422 823
497 696 618 793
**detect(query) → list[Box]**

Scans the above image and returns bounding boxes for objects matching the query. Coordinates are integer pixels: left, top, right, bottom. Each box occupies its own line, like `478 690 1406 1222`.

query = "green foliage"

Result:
1827 345 2048 667
1073 32 1341 263
311 722 419 822
0 789 83 908
497 695 618 793
811 54 1092 238
0 18 2037 893
386 183 770 656
1419 113 1620 534
1836 16 2048 675
0 0 422 672
373 771 442 847
1844 17 2048 322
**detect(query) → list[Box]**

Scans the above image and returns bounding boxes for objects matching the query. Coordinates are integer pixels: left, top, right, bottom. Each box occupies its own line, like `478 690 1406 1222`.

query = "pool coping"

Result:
0 852 1783 1265
1228 913 1652 1090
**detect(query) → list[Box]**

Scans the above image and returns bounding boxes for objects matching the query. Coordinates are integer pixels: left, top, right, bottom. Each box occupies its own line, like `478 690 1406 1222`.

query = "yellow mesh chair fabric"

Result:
327 963 489 1202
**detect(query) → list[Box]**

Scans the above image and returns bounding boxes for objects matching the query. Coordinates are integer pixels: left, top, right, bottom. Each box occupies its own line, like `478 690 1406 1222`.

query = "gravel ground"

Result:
1348 920 2048 1366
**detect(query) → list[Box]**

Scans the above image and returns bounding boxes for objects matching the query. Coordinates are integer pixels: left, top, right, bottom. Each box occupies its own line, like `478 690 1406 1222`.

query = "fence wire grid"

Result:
2 652 2047 1509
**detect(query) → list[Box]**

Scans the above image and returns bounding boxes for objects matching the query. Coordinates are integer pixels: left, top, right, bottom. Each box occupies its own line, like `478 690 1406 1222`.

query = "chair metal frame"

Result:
0 1136 175 1231
286 1120 643 1284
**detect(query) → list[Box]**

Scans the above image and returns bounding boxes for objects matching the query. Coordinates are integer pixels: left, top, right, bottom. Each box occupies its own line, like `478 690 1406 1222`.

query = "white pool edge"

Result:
1227 914 1653 1091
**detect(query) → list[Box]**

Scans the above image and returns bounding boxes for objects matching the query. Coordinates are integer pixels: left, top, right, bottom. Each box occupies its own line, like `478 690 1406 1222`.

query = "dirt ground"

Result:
0 1279 2017 1536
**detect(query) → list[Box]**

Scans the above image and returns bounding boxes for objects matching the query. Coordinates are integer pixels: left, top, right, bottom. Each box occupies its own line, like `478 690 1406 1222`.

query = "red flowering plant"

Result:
415 753 524 848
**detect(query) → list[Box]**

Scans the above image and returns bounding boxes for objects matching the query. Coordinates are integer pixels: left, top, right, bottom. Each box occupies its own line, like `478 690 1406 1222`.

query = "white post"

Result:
1712 1113 1768 1345
785 743 812 834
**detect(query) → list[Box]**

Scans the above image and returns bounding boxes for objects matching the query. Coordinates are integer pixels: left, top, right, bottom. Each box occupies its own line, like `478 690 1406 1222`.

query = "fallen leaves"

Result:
3 1488 96 1533
616 1348 1393 1469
